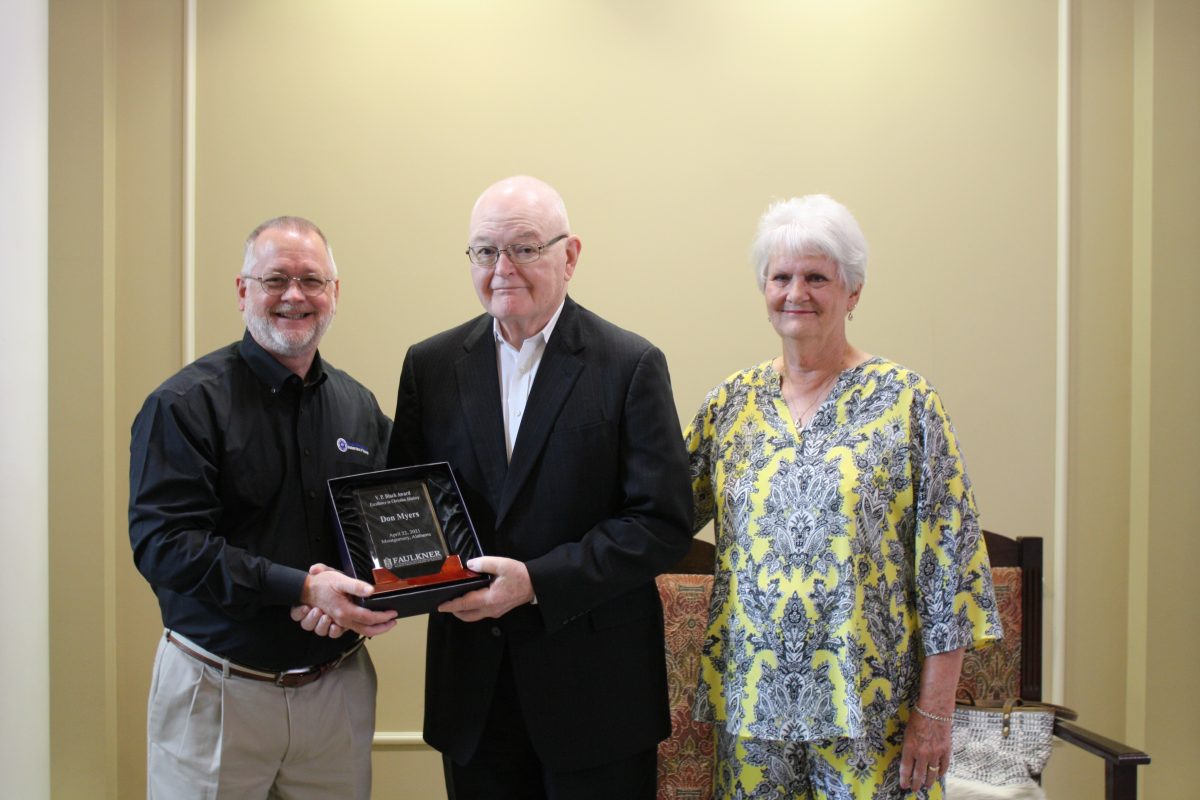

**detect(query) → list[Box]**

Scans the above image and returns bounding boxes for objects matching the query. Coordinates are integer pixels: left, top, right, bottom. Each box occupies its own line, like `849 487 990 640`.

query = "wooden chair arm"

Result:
1053 719 1150 800
1053 720 1150 766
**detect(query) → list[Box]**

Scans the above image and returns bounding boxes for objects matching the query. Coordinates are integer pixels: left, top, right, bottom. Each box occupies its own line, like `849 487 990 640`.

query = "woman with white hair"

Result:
685 195 1001 798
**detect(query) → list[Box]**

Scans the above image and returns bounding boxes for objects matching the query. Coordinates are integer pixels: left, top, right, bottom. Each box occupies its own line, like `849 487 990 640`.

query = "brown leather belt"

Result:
165 631 365 688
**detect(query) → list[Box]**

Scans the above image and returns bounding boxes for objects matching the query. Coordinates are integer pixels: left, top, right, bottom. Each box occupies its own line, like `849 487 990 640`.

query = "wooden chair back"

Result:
957 531 1042 703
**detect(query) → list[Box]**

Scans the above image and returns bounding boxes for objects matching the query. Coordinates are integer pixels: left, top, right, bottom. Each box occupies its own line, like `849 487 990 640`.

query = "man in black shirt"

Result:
129 216 397 799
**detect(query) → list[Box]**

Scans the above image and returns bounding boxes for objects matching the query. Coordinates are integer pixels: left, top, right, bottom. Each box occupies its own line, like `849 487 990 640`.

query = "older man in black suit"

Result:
388 176 692 799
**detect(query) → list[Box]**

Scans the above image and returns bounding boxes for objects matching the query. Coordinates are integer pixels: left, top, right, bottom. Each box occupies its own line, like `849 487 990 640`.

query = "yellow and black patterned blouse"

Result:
685 357 1001 742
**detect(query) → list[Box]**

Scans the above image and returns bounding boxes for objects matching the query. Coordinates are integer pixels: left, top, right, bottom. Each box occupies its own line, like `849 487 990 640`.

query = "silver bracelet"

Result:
913 704 953 724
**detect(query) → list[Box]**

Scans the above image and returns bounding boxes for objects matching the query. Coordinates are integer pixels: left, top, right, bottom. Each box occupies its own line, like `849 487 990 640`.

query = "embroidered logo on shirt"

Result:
336 437 370 455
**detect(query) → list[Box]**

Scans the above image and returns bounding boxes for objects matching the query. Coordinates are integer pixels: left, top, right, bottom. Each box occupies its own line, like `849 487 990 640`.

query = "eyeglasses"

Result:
465 234 568 267
245 273 334 296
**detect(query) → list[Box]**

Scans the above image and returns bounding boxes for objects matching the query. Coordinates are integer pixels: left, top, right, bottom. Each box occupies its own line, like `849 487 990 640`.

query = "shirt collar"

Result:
492 300 566 351
238 329 327 393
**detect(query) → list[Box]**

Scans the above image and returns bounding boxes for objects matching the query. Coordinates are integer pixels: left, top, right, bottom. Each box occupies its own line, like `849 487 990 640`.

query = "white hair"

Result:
750 195 868 292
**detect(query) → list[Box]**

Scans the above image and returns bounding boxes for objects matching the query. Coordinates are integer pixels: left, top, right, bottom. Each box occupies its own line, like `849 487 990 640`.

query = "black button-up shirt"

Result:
129 331 390 670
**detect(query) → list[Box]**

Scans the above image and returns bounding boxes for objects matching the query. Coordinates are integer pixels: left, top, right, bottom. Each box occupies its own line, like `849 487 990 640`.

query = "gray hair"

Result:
241 215 338 277
751 195 868 292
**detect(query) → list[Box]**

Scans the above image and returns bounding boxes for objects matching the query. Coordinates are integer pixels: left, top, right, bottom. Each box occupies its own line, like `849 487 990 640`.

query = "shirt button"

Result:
490 626 502 638
303 448 311 456
308 490 317 499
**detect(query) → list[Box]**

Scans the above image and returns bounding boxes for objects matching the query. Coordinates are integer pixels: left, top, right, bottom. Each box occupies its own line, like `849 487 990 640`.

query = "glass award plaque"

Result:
354 480 449 582
328 462 489 616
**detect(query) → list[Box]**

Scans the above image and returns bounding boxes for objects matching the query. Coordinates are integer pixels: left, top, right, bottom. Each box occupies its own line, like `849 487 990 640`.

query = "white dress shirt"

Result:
494 302 565 461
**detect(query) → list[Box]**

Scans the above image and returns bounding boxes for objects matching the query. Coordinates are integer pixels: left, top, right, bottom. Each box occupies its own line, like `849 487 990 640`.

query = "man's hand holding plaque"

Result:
436 556 536 622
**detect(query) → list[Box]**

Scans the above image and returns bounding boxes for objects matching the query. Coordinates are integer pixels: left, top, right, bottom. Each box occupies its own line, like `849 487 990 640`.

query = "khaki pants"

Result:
146 632 377 800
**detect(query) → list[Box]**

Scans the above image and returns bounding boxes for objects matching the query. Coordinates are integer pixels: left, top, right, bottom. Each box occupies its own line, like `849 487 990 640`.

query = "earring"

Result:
848 310 855 321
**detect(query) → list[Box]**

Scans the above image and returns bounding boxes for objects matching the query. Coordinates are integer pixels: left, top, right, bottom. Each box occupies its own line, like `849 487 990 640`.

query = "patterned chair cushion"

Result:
656 573 716 800
957 566 1023 702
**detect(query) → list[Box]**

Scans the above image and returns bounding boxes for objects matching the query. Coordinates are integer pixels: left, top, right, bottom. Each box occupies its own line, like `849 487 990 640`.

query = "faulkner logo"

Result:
382 550 444 569
336 437 370 455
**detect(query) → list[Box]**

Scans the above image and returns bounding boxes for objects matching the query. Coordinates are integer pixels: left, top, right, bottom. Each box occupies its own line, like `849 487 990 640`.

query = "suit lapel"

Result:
495 298 586 526
455 316 508 511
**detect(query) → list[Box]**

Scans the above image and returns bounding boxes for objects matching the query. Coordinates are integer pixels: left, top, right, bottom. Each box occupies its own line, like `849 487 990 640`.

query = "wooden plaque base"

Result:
371 555 481 594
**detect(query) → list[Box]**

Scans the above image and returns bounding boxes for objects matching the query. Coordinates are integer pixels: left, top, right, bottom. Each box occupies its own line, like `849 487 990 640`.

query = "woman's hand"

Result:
899 706 952 790
899 647 964 790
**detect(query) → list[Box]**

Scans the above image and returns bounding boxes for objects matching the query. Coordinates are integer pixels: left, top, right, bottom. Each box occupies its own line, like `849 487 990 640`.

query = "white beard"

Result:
244 302 334 359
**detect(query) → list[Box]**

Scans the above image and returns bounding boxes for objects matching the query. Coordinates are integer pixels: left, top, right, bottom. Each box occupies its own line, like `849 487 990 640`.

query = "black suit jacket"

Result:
387 297 692 771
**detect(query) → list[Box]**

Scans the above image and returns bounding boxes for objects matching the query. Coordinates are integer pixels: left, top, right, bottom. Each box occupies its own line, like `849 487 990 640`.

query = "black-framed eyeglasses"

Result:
245 273 334 297
465 234 568 267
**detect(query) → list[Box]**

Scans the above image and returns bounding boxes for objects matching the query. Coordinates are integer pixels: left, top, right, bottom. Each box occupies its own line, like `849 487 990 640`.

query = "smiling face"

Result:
468 177 580 346
763 251 860 347
237 225 339 373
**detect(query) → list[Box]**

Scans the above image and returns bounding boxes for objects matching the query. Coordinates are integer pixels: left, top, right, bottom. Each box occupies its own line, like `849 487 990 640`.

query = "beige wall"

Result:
45 1 1196 797
1137 2 1200 798
48 0 118 794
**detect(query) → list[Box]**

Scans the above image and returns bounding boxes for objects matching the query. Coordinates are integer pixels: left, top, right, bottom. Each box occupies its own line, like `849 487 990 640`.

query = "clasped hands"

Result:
291 563 398 639
291 556 534 638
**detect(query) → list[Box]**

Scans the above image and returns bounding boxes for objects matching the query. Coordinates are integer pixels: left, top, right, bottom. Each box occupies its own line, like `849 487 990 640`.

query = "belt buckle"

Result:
276 666 316 688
